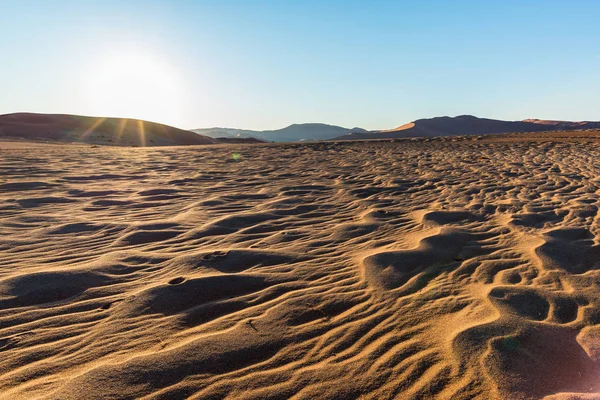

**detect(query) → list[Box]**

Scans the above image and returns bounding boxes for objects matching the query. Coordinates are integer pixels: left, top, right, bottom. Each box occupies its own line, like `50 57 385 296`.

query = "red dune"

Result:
335 115 600 140
0 112 216 146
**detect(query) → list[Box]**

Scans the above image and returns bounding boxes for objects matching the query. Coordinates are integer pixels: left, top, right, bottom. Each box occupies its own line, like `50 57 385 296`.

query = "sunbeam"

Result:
116 118 128 144
137 119 145 147
80 117 106 140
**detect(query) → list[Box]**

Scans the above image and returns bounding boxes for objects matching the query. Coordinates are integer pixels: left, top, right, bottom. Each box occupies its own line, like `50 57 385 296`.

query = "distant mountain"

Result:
0 113 216 146
193 123 368 142
7 113 598 146
212 137 265 144
191 127 259 140
333 115 600 141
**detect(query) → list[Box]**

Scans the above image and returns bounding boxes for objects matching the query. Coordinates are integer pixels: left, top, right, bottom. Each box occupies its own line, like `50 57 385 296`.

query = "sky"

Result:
1 0 599 130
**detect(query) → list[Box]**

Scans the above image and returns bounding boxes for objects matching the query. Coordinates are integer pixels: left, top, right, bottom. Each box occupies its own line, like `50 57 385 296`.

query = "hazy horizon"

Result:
2 0 599 130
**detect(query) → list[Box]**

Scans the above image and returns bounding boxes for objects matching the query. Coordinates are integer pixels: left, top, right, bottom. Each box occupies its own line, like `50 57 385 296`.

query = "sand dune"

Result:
524 119 600 130
336 115 600 141
0 113 216 146
1 131 600 399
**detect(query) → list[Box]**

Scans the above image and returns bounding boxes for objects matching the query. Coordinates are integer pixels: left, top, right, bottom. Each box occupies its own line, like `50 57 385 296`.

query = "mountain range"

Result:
2 112 599 146
192 124 368 142
195 115 600 142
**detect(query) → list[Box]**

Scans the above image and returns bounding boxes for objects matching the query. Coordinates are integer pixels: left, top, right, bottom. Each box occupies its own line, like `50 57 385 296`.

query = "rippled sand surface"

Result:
2 133 600 399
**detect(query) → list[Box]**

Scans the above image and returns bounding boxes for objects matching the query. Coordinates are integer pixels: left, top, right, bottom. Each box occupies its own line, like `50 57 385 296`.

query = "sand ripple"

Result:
1 136 600 399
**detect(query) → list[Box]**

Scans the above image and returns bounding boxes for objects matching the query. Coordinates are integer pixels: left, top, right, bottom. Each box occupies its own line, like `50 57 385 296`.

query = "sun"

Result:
84 52 184 126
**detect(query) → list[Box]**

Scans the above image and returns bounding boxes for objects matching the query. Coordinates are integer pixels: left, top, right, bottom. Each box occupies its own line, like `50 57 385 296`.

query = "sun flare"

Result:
85 53 184 126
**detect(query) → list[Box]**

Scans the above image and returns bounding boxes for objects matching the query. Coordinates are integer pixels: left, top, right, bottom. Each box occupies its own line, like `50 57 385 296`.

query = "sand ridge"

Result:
1 133 600 399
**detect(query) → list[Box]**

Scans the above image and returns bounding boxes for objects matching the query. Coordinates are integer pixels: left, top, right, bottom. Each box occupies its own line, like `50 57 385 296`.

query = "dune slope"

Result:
1 132 600 399
0 113 216 146
335 115 600 140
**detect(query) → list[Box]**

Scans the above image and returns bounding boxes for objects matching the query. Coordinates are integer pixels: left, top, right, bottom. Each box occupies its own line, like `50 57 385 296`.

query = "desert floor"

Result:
1 133 600 399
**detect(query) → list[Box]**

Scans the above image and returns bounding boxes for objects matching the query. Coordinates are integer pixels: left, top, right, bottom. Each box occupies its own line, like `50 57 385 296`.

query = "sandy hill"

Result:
193 123 368 142
523 118 600 130
0 113 216 146
334 115 600 140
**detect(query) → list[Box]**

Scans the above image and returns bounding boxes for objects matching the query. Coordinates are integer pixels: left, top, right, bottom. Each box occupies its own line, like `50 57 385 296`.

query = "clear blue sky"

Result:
1 0 599 130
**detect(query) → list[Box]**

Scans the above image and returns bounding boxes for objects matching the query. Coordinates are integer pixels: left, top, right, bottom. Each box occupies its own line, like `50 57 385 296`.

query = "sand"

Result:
1 132 600 399
0 113 216 146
